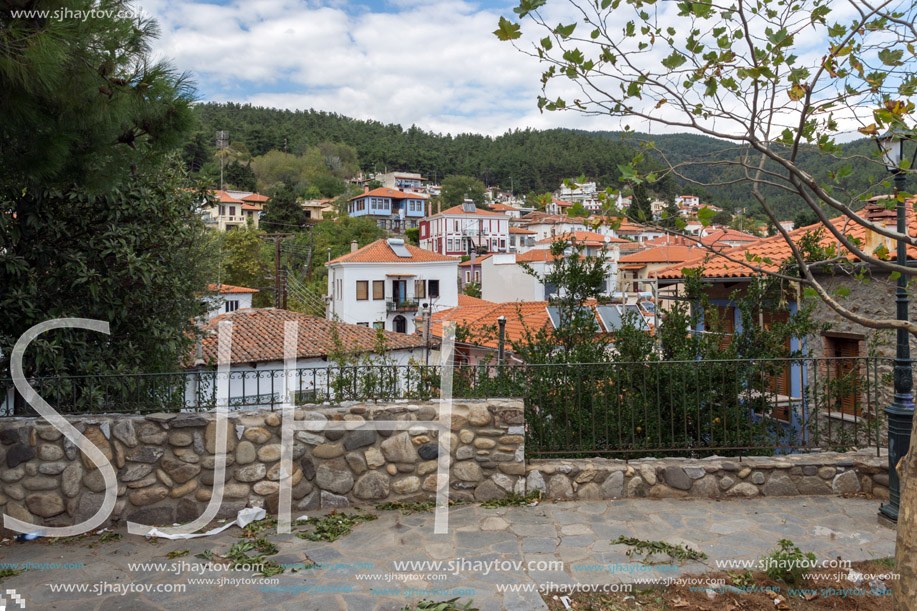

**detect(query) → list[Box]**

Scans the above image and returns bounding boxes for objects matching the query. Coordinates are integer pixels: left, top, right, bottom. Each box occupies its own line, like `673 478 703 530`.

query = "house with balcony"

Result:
376 171 428 192
480 250 620 303
419 203 510 256
325 238 460 335
345 187 427 233
201 190 268 231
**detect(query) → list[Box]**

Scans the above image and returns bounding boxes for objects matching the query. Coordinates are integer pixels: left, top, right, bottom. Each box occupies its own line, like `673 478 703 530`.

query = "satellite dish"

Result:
604 236 611 243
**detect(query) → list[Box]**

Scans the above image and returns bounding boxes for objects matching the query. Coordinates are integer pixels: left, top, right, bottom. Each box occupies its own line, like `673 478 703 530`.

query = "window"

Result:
378 220 386 230
372 280 385 300
229 206 236 216
428 280 440 298
393 315 407 334
220 206 225 216
824 335 863 416
454 220 459 231
465 271 471 282
357 322 369 327
500 239 506 250
415 280 426 299
356 281 368 300
373 321 384 330
225 300 239 313
447 239 453 252
474 271 480 282
337 279 342 298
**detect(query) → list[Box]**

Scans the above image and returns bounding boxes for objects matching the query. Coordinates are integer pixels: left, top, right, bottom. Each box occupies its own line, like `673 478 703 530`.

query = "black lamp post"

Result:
876 128 916 524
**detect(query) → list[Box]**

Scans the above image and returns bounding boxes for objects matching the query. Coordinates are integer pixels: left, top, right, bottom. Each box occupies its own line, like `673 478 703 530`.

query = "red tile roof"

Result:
699 229 761 248
514 250 563 263
535 231 629 245
489 203 521 212
212 190 244 204
656 207 917 280
207 284 259 294
327 239 460 265
200 309 426 364
349 187 419 201
241 204 261 211
509 226 536 235
458 294 494 306
430 300 607 350
436 205 507 217
241 193 270 203
459 254 493 266
552 198 574 207
618 245 704 264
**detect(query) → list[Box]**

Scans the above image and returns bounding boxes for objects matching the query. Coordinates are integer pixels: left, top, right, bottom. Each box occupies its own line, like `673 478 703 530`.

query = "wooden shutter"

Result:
356 281 368 301
372 281 384 300
414 280 426 299
712 306 735 350
830 337 861 415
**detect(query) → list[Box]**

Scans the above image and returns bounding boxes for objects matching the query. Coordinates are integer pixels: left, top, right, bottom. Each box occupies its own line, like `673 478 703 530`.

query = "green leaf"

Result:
878 49 904 66
555 22 577 38
661 52 687 70
494 17 522 41
697 206 715 226
540 37 552 50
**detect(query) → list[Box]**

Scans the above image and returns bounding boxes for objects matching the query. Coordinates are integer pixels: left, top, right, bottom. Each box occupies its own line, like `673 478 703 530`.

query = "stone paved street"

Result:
1 497 895 610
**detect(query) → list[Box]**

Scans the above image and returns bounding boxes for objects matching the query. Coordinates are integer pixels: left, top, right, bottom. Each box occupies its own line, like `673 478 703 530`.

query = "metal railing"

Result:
0 357 888 458
386 299 419 312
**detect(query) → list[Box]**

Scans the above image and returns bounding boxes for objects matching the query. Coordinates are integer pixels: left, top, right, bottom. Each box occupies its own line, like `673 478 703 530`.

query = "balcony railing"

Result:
386 299 419 312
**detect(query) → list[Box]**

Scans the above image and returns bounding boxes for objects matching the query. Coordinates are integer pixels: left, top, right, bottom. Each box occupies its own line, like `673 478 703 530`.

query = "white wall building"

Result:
419 204 510 255
192 308 430 408
326 238 460 335
481 251 619 303
205 284 259 320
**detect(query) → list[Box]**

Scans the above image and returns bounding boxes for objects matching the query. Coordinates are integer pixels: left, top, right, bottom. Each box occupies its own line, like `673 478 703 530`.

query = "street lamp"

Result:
875 127 917 524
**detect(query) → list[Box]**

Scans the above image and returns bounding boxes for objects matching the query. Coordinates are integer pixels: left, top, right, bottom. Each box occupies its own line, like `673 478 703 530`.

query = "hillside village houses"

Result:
201 189 269 231
375 171 429 192
419 203 510 255
346 186 428 233
326 238 460 334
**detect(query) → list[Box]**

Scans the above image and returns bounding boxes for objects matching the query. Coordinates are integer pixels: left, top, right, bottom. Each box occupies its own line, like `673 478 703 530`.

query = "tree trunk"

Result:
894 417 917 610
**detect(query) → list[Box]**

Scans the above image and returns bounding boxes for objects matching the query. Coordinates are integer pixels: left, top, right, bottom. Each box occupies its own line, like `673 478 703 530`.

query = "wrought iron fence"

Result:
0 357 888 458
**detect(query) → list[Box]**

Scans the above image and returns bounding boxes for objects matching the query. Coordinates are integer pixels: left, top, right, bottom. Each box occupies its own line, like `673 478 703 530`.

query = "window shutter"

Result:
356 281 368 300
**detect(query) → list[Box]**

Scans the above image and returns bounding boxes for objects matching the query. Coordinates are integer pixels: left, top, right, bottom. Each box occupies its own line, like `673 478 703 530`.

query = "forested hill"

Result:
186 103 887 220
186 102 671 195
590 131 886 221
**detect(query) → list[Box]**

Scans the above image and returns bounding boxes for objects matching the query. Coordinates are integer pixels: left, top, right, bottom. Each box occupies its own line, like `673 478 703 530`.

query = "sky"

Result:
137 0 855 138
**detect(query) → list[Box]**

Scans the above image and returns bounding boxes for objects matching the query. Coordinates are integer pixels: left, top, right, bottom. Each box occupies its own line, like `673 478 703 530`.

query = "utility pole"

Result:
497 316 506 366
260 233 294 308
216 131 229 192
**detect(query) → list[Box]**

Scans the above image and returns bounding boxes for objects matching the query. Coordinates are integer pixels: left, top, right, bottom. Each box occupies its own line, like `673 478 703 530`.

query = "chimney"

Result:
364 186 370 193
351 240 359 253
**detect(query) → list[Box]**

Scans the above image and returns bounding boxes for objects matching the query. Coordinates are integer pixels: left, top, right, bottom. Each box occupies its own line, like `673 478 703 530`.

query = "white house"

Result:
419 204 510 255
326 238 460 335
480 251 619 303
205 284 259 320
192 308 430 407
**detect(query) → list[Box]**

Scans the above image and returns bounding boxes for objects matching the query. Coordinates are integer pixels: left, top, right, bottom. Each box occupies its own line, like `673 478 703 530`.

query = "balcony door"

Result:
392 280 406 304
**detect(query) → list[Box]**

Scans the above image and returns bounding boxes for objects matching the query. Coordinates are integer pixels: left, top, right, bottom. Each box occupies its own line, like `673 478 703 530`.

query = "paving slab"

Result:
0 497 896 610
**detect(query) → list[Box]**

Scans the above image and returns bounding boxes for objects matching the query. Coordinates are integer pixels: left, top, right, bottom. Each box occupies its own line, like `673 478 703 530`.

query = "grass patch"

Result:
375 500 438 514
295 510 377 542
97 531 122 544
479 491 542 508
223 538 284 577
195 550 214 560
760 539 817 585
166 549 190 559
614 536 708 564
0 568 25 582
404 598 479 610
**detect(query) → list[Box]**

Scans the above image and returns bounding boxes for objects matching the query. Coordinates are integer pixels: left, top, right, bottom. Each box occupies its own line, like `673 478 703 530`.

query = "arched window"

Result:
393 315 407 334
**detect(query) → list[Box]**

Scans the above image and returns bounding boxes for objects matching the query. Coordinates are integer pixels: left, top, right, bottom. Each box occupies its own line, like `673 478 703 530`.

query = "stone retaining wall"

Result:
525 451 889 501
0 399 526 530
0 399 888 532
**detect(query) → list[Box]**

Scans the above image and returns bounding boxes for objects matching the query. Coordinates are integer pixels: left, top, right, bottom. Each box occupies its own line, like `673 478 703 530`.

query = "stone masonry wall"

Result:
0 399 888 532
0 399 526 531
526 451 889 501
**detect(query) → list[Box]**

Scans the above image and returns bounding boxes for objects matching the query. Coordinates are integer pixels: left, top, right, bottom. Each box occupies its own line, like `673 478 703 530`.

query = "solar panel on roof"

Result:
387 238 412 258
462 203 477 213
623 304 651 330
545 306 599 330
595 305 624 331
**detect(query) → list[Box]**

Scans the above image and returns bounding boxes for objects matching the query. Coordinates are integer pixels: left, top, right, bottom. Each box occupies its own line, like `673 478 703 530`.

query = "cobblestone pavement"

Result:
1 497 895 610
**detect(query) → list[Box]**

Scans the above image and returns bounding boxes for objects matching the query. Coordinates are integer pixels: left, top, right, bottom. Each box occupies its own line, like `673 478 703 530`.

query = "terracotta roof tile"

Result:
435 205 507 217
327 239 460 265
199 309 425 364
212 190 244 204
459 254 493 266
349 187 419 201
457 294 494 306
618 245 704 264
656 207 917 280
699 229 761 247
207 284 259 294
535 231 629 245
509 226 536 235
